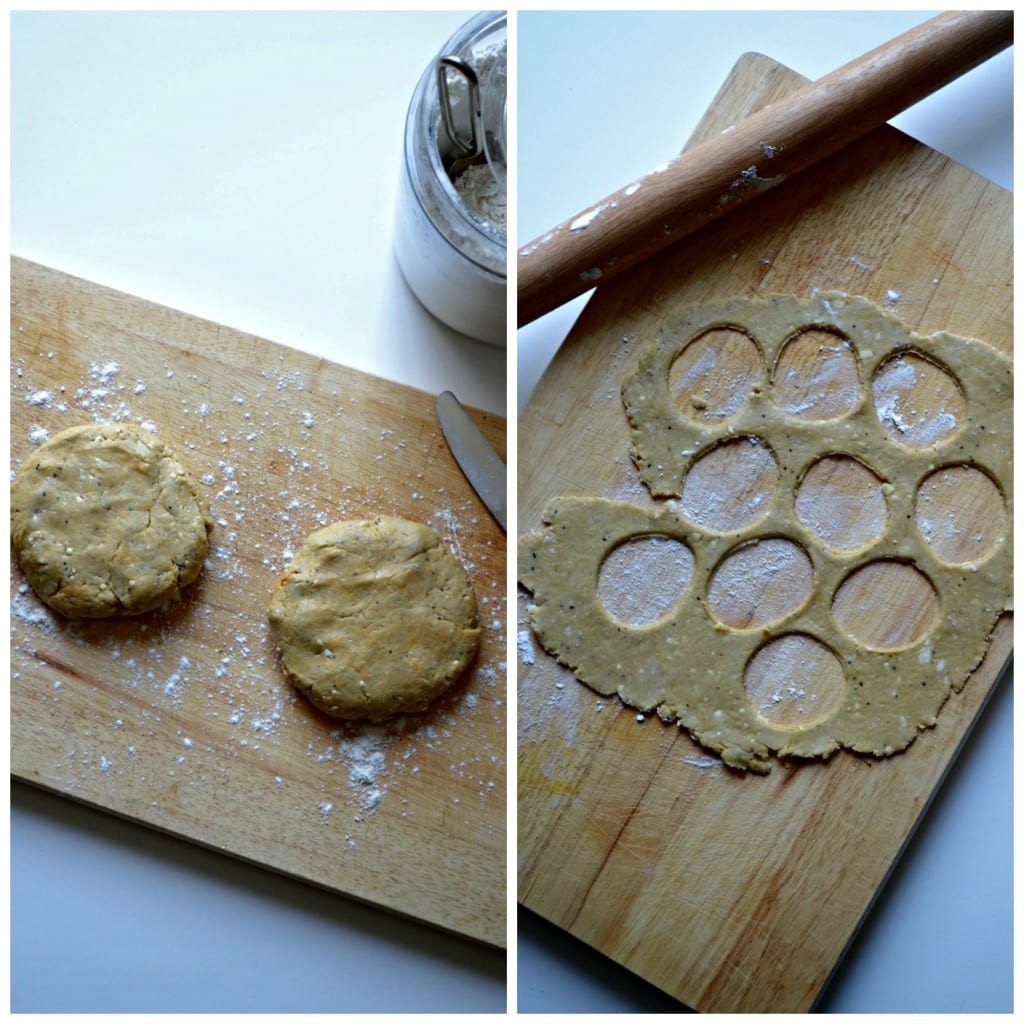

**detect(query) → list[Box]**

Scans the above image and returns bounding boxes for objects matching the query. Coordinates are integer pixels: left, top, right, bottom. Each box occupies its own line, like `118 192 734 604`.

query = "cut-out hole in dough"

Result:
915 465 1007 566
679 437 778 533
597 534 694 626
771 329 860 420
795 454 888 553
669 327 763 424
872 351 965 448
706 537 813 630
745 633 847 728
832 560 940 651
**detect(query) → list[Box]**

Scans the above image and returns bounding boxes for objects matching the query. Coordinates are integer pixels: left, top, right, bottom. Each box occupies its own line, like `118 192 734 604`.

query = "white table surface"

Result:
11 10 506 1014
516 10 1012 1014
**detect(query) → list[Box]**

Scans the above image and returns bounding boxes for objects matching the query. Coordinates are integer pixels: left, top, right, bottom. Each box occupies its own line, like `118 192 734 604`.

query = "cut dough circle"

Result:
268 515 480 721
521 292 1013 772
10 422 213 618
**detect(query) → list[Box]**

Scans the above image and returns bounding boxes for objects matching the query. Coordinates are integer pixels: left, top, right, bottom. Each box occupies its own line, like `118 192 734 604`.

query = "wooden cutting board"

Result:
10 257 507 949
518 54 1011 1010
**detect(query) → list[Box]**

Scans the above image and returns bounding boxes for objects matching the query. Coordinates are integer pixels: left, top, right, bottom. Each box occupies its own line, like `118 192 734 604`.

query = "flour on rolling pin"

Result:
518 143 787 286
10 352 505 833
517 12 1013 328
519 292 1012 772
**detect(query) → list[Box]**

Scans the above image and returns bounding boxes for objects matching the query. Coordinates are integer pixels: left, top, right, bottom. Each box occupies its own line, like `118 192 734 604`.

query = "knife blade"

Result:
436 390 507 532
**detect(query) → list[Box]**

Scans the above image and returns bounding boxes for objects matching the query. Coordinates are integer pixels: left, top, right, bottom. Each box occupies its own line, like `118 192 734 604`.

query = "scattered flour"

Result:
682 753 723 772
334 729 389 813
12 585 57 634
517 629 536 666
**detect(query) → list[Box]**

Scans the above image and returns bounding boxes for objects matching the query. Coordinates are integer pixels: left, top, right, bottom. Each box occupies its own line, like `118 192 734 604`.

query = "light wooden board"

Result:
10 257 507 948
517 53 1011 1010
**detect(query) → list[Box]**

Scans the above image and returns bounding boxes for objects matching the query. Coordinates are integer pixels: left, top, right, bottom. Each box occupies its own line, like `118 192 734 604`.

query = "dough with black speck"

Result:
268 515 480 720
10 422 213 618
520 293 1012 772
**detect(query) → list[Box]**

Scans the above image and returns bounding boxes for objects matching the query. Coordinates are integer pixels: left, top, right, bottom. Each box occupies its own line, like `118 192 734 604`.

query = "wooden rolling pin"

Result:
518 9 1013 327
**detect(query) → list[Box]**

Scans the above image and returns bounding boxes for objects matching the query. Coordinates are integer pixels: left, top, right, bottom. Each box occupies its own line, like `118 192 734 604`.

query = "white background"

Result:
516 9 1012 1014
11 10 505 1014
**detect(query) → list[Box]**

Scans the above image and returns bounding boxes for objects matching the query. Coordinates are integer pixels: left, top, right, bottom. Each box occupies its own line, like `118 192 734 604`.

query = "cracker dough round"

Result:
10 422 213 618
268 516 480 720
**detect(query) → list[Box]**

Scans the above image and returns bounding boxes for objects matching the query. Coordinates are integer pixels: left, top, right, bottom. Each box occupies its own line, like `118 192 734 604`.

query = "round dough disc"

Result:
268 515 481 720
10 422 213 618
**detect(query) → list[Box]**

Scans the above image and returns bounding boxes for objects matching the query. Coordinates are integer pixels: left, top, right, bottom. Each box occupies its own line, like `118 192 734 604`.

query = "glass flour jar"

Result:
394 11 507 346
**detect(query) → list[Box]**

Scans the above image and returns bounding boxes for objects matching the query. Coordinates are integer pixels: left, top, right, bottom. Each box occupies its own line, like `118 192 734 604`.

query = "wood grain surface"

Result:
10 257 507 948
517 54 1012 1010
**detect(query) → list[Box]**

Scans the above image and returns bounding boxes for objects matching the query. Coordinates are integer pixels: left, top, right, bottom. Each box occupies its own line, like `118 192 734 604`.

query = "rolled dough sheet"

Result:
520 293 1012 771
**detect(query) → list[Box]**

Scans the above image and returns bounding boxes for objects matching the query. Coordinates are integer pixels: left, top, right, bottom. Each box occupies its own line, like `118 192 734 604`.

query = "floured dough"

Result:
520 293 1012 771
268 515 480 720
10 422 213 618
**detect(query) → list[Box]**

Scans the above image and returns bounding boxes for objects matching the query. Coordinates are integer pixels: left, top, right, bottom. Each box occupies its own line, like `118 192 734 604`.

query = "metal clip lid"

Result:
437 56 483 165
